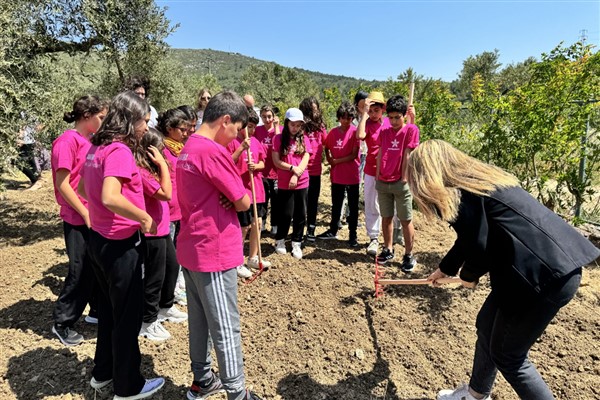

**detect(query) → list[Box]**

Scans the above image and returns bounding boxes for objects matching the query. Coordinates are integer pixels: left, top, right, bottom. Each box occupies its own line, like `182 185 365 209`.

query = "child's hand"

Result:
273 116 280 126
406 104 416 123
147 145 167 167
219 193 233 210
140 214 157 235
292 166 303 176
289 175 298 189
82 210 91 229
248 160 256 171
363 98 374 113
241 137 251 150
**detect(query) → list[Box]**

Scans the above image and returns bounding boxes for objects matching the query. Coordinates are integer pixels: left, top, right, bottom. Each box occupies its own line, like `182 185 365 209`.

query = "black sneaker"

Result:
52 324 84 346
401 254 417 272
376 248 394 265
348 237 359 248
187 371 224 400
306 226 316 242
317 230 338 240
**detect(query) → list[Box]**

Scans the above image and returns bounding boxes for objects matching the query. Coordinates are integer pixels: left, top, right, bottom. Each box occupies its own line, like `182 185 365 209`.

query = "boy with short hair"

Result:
375 95 419 272
176 90 263 400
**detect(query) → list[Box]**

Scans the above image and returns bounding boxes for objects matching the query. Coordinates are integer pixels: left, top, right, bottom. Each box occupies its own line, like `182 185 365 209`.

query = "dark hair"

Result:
123 76 150 96
353 90 368 106
63 95 108 123
247 107 259 125
157 108 189 137
280 118 306 156
177 105 196 122
299 96 325 133
386 95 408 116
91 91 151 149
336 101 357 120
135 128 165 177
203 90 248 127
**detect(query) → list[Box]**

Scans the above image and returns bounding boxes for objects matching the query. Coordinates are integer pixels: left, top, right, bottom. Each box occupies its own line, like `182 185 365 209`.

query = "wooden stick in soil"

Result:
377 277 462 286
244 127 264 280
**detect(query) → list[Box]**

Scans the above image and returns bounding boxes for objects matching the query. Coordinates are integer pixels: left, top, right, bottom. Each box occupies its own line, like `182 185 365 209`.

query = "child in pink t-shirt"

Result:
78 91 164 398
176 91 262 400
299 97 327 241
375 95 419 273
318 102 361 247
136 128 188 342
227 110 272 278
272 108 313 259
51 95 107 347
255 105 282 235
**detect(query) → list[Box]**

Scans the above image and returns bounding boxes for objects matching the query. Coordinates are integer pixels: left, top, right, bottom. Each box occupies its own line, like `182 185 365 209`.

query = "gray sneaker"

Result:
90 377 112 393
187 371 224 400
401 254 417 272
52 325 83 346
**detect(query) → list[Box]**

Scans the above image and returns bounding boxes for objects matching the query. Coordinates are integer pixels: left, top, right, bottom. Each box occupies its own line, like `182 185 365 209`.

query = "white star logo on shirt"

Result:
336 139 343 147
264 137 271 144
391 139 399 148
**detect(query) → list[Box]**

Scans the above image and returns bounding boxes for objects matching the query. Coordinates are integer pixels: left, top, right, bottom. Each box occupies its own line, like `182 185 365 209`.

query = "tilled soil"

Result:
1 171 599 400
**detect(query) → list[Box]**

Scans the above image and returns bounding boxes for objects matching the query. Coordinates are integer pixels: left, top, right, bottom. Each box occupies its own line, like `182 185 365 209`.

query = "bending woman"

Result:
408 139 599 400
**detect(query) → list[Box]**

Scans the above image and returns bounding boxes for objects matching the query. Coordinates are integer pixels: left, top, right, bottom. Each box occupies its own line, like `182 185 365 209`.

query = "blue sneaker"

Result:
113 377 164 399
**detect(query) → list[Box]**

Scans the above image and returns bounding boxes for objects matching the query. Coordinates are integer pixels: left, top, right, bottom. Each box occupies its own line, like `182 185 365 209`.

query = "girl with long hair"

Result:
272 108 312 259
409 139 599 400
299 96 327 241
79 91 164 399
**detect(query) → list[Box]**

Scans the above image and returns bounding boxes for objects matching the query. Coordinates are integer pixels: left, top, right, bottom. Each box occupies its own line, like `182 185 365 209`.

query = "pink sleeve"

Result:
140 168 160 198
52 138 77 172
104 146 136 181
205 151 247 202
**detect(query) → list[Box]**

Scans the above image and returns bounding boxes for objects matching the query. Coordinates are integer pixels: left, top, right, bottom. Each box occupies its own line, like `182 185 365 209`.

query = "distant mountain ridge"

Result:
170 48 383 93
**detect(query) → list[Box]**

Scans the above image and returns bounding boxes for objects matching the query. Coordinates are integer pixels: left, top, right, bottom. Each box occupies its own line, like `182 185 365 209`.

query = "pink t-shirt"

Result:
377 124 420 182
226 136 266 203
305 127 327 176
272 134 313 190
140 168 170 237
254 125 281 180
82 142 145 240
51 129 91 226
176 134 247 273
363 117 390 177
162 148 181 222
325 125 360 185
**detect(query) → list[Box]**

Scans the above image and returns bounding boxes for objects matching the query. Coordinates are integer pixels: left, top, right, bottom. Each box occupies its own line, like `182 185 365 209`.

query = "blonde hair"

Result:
408 139 520 222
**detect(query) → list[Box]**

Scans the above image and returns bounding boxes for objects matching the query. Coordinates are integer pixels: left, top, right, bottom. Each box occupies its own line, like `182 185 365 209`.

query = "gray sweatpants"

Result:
183 267 247 400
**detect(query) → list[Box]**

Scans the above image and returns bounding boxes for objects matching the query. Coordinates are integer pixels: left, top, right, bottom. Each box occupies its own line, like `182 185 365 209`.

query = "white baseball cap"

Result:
285 108 304 122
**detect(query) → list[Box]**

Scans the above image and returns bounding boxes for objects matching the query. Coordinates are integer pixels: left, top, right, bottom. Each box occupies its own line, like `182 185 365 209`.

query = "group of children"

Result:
46 82 599 400
48 83 422 400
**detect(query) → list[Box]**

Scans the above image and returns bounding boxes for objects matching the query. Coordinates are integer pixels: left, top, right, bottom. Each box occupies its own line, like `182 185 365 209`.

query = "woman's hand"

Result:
289 174 298 189
427 268 448 287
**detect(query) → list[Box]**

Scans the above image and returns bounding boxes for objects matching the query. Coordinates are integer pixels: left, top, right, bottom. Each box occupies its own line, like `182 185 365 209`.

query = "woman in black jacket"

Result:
409 140 599 400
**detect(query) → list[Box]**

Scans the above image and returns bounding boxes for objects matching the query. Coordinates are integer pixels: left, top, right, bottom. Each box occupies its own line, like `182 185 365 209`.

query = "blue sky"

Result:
158 0 599 82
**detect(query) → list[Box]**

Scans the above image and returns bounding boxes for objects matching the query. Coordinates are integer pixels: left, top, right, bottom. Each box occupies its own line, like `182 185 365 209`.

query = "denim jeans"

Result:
470 269 581 399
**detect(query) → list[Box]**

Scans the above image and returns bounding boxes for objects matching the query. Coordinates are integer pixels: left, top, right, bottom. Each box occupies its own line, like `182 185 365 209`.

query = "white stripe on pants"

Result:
363 173 381 240
184 267 246 400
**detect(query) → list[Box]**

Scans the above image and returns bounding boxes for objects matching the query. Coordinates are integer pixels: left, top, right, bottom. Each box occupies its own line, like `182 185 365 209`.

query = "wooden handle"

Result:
244 128 262 265
408 82 415 105
377 277 461 286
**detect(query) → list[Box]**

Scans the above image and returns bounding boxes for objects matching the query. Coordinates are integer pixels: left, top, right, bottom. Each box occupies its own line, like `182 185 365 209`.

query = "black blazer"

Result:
439 186 599 296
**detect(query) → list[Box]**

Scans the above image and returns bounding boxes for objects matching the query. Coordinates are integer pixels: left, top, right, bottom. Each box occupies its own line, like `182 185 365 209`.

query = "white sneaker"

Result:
113 377 165 400
437 384 490 400
90 377 112 393
139 321 170 341
247 256 271 270
291 241 303 260
158 305 188 323
274 239 286 254
84 315 98 324
236 265 253 279
271 226 278 235
367 239 379 256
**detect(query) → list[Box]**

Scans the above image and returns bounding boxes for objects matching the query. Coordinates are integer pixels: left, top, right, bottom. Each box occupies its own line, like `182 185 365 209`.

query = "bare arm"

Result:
147 146 172 201
331 146 359 166
56 169 90 227
233 194 251 212
102 176 156 234
401 148 413 183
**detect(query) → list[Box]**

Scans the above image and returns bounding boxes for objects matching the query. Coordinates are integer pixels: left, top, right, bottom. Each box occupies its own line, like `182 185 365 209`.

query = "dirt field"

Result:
1 171 599 400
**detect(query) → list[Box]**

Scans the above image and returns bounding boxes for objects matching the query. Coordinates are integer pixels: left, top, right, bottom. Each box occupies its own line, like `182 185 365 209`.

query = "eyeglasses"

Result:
201 96 211 101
